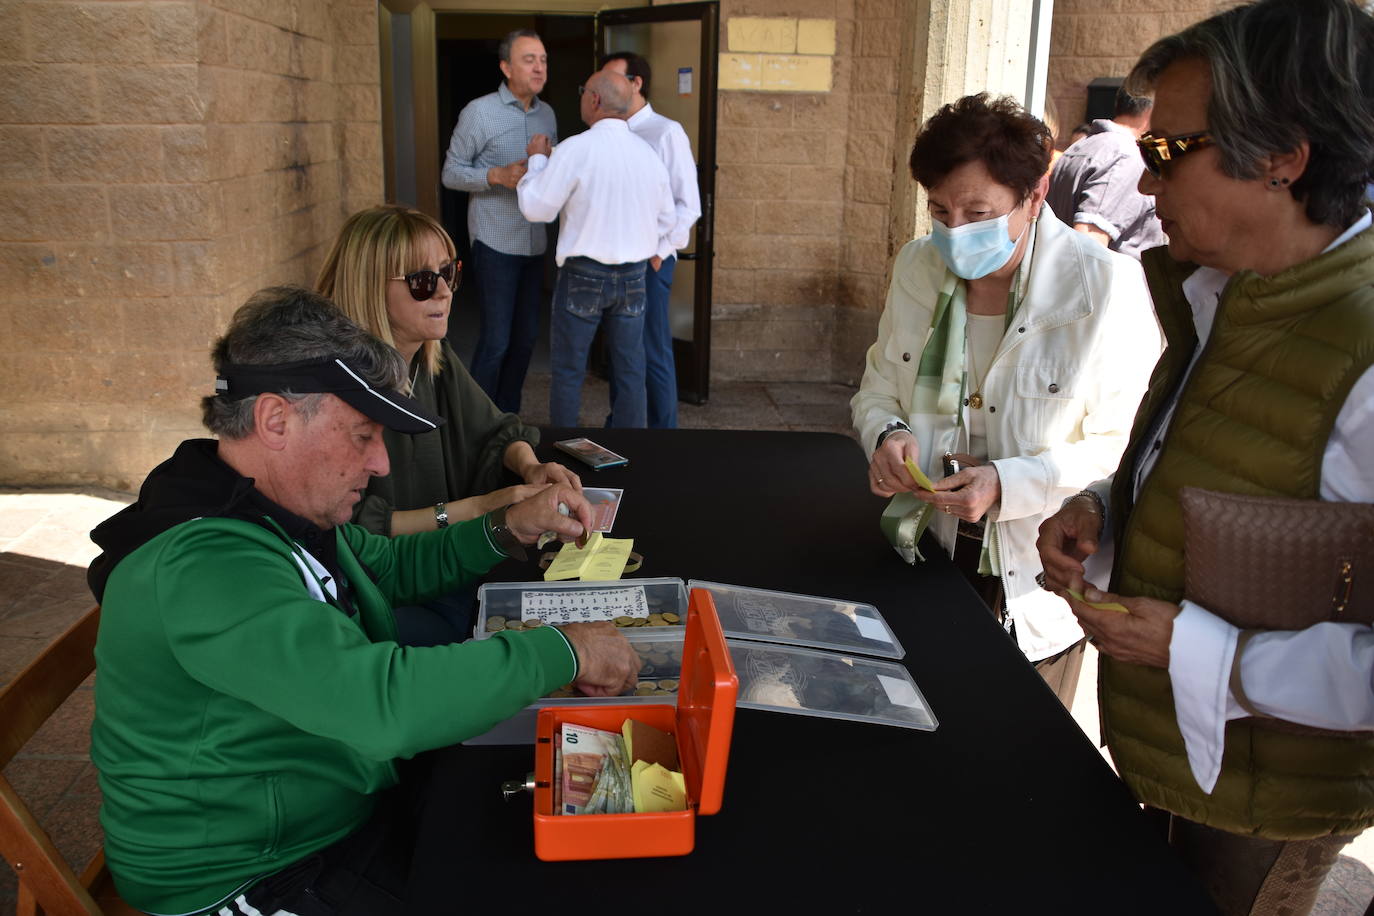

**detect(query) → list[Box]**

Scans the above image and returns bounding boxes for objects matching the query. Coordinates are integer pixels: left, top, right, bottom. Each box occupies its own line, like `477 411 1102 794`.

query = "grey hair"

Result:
498 28 541 63
1126 0 1374 228
586 70 630 115
202 286 407 440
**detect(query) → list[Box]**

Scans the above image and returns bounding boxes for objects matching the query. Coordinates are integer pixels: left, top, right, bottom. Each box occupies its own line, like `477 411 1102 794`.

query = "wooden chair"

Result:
0 606 139 915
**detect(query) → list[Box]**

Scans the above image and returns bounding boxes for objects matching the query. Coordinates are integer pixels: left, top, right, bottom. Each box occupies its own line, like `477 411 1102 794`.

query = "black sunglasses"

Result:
390 261 460 301
1137 131 1214 177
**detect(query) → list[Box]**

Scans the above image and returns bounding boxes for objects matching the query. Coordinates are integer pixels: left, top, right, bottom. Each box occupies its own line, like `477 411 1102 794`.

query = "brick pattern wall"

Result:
712 0 878 384
1047 0 1231 144
0 0 382 491
834 0 900 386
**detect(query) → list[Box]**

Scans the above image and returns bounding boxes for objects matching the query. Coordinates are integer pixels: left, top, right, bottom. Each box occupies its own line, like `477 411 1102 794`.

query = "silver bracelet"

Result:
1068 489 1106 538
433 501 450 529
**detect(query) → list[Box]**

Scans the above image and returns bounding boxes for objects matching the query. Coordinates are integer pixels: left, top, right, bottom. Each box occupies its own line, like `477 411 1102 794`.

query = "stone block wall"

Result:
710 0 905 385
1047 0 1231 143
0 0 383 491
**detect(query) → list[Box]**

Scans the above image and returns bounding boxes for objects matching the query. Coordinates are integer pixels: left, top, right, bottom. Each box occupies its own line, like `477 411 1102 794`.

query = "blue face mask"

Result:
929 212 1026 280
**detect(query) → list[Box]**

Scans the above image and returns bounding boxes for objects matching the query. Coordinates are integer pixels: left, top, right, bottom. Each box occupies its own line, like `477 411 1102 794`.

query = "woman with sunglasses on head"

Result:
1036 1 1374 911
317 205 581 644
852 93 1160 710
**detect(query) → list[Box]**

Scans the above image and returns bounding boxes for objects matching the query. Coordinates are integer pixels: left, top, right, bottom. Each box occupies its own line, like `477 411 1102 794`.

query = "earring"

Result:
1267 177 1282 189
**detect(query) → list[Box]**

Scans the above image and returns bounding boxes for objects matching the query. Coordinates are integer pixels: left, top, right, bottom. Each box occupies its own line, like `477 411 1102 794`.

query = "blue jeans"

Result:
608 255 679 428
549 257 648 428
469 239 543 414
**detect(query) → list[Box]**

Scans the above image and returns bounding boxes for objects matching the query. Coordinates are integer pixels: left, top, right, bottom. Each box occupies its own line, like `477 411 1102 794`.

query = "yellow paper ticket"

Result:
1066 587 1129 613
543 532 603 581
903 456 937 492
580 536 634 581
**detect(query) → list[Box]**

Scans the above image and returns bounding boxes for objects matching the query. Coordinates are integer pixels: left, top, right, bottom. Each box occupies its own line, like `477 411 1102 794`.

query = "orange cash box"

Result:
531 587 738 861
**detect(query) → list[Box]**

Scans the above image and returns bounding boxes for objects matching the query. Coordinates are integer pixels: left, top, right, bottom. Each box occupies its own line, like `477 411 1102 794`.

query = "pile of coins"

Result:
483 612 683 633
632 678 679 696
612 612 679 628
482 615 547 633
544 643 684 699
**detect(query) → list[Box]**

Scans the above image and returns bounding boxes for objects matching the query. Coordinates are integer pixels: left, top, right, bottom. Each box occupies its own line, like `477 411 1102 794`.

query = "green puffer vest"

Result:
1102 222 1374 840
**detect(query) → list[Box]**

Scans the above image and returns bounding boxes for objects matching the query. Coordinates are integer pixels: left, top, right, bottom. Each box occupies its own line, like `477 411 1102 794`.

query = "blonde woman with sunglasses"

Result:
317 205 582 643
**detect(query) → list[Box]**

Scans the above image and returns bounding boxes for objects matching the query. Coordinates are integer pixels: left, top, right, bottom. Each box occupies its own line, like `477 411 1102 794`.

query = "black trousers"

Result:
236 760 435 916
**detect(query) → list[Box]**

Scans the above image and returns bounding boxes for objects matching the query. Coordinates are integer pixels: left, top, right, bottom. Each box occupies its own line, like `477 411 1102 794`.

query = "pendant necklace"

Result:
967 334 988 410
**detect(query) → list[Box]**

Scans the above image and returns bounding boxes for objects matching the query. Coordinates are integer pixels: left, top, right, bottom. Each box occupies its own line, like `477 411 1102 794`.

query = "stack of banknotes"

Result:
559 723 634 815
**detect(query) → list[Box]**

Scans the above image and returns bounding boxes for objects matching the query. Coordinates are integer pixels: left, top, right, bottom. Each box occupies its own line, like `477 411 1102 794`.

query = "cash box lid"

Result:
678 588 738 815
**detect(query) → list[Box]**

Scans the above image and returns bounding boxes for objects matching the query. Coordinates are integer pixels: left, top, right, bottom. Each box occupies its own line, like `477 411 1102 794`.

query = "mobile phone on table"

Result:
554 438 629 470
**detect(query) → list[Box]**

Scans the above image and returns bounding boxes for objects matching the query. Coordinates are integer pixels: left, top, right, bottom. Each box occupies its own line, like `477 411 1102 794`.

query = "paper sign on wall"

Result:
678 67 693 95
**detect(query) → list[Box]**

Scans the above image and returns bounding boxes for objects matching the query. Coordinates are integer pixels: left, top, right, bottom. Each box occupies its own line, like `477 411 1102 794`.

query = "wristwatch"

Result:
875 420 911 449
485 506 528 561
433 501 449 529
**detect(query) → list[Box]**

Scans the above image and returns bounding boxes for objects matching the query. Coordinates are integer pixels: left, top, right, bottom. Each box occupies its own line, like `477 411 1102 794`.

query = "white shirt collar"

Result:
627 101 655 128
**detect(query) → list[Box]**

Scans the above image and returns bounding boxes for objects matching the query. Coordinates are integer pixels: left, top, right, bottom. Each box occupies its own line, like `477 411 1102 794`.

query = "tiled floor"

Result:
2 376 1370 913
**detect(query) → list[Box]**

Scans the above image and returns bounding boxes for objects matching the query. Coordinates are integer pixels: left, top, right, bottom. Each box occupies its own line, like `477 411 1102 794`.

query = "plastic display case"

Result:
687 579 905 659
728 639 937 731
475 577 688 636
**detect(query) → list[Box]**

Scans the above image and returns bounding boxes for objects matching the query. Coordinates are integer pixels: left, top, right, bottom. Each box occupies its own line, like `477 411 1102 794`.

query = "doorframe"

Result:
596 1 719 405
377 0 719 405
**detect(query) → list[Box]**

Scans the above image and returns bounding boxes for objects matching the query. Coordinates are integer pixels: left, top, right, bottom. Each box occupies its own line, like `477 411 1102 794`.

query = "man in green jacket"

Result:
87 286 639 916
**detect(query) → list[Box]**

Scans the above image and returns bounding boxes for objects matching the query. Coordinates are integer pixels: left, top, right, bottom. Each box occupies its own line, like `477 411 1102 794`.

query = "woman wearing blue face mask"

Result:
851 93 1161 708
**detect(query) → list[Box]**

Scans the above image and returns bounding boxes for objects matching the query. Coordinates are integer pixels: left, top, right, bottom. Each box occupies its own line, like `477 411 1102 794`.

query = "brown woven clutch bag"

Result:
1180 486 1374 629
1180 486 1374 736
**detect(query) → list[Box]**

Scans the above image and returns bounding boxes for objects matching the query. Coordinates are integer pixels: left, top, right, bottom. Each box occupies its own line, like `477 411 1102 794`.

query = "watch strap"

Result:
485 506 528 561
875 421 911 450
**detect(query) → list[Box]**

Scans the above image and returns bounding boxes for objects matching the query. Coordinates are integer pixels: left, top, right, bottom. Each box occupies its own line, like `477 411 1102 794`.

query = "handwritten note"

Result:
519 585 649 624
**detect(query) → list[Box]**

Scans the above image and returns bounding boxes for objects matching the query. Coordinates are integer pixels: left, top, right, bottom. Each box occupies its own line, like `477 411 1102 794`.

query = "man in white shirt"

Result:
517 70 675 428
600 52 702 429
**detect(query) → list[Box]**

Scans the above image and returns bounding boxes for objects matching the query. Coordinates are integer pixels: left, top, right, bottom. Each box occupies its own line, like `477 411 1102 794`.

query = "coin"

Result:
658 679 679 690
506 621 525 631
634 686 656 696
613 616 635 627
522 618 544 628
631 617 649 627
488 615 506 626
483 619 505 632
661 612 681 623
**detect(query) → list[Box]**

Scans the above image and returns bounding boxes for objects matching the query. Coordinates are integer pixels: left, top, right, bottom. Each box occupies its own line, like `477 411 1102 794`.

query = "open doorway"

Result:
382 2 718 404
434 13 595 370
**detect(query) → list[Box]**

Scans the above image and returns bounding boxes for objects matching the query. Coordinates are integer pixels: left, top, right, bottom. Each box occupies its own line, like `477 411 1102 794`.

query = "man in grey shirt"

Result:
441 29 556 414
1046 87 1165 260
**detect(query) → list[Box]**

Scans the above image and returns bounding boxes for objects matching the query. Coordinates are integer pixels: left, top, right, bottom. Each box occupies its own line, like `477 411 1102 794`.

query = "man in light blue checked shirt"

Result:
441 29 556 414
